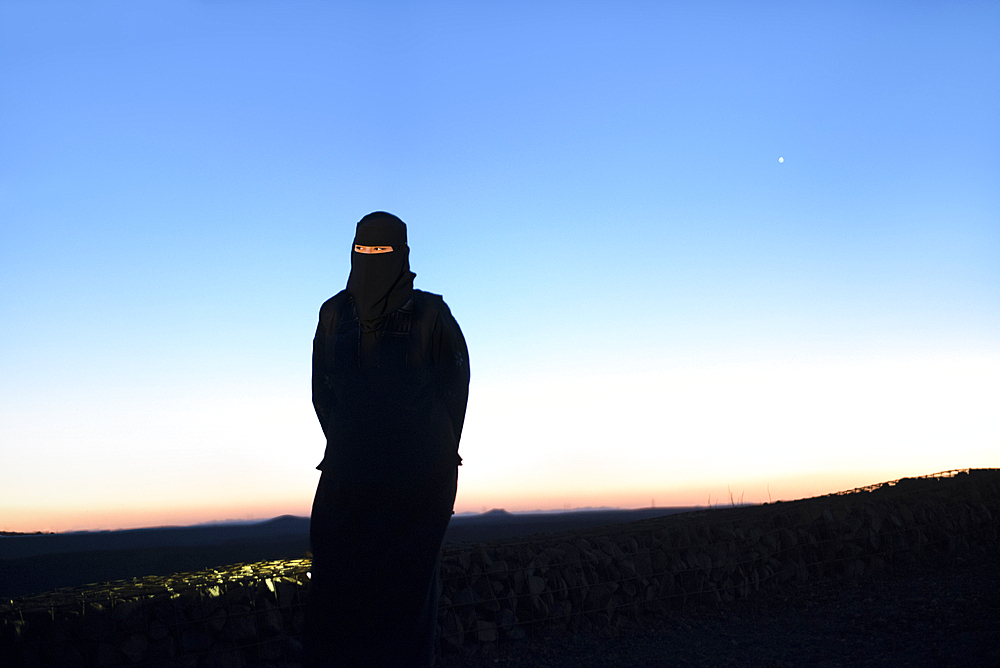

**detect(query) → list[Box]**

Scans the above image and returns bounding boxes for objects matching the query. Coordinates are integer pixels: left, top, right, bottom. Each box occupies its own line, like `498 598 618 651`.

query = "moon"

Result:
778 157 784 163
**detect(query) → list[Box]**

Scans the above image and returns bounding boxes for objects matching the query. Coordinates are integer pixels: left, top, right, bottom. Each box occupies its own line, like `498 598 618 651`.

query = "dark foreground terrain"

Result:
437 549 1000 668
0 507 695 599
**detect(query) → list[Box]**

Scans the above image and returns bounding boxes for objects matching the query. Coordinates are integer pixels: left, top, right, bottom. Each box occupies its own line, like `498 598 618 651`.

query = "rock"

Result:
256 598 283 635
180 628 213 654
221 604 256 641
288 608 305 635
257 637 285 662
202 645 247 668
275 578 300 608
147 618 169 640
112 599 146 634
441 611 464 646
452 587 477 607
153 597 187 628
93 642 122 668
119 633 148 663
476 620 497 642
148 636 177 660
286 635 305 662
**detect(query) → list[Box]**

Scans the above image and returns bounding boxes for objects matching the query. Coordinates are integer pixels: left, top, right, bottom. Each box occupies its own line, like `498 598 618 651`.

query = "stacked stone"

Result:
435 469 1000 655
1 560 310 668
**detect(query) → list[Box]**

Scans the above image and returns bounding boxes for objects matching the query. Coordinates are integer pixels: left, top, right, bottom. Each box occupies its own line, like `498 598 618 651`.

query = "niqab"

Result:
346 212 416 333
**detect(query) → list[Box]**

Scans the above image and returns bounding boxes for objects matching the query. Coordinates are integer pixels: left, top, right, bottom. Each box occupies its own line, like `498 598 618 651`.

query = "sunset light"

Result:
1 1 997 534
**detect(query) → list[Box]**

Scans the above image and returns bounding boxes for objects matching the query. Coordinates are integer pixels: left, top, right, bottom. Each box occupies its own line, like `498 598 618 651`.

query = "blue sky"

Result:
2 1 997 531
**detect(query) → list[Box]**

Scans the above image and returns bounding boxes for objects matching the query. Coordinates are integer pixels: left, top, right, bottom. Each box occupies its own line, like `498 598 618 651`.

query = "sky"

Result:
1 1 998 532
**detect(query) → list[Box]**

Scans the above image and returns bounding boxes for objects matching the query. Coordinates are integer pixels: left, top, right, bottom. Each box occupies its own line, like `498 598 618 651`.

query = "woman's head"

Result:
347 212 415 331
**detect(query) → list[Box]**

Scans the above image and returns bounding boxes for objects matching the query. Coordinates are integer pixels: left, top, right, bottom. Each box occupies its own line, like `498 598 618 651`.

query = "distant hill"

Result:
444 506 699 543
0 506 700 599
0 514 313 561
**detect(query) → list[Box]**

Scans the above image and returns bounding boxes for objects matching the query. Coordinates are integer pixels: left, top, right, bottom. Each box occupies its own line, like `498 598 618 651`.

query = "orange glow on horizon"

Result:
451 469 901 514
1 501 314 534
1 468 934 533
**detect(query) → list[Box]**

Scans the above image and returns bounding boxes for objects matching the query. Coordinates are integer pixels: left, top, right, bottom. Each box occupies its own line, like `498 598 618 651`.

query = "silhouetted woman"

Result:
304 212 469 668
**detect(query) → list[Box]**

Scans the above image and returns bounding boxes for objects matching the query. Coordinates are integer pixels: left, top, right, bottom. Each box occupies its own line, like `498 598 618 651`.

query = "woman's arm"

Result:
432 303 470 449
312 300 338 441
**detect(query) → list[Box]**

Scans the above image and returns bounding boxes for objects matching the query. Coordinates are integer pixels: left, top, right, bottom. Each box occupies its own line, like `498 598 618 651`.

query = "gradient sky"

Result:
2 1 998 532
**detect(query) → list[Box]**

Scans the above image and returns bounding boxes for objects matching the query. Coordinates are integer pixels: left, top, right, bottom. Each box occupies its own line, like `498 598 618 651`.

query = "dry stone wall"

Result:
2 469 997 667
435 468 1000 654
1 561 310 667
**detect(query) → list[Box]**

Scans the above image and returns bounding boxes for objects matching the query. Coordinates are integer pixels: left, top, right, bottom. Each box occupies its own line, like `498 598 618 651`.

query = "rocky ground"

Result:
435 550 1000 668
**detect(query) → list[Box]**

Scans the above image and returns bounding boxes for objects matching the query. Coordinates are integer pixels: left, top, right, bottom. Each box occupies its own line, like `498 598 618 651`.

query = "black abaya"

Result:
305 286 469 668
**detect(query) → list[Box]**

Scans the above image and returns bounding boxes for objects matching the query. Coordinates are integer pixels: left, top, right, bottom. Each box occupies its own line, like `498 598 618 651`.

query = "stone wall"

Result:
435 469 1000 653
2 469 997 667
1 561 310 667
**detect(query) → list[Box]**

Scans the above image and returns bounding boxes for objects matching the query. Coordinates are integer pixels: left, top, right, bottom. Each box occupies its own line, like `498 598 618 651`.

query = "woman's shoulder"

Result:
320 290 349 311
317 290 351 328
412 288 444 305
411 289 456 319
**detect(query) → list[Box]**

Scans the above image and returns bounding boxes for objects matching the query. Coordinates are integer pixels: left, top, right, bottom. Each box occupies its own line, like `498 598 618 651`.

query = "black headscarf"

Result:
346 212 416 333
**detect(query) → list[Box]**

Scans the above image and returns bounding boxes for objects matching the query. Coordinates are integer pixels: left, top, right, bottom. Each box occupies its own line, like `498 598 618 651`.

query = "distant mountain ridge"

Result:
1 506 701 598
0 515 313 561
0 507 700 560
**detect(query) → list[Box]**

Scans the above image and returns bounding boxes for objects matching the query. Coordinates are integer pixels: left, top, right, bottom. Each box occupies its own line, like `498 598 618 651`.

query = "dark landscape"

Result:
3 471 998 667
0 506 697 600
436 548 1000 668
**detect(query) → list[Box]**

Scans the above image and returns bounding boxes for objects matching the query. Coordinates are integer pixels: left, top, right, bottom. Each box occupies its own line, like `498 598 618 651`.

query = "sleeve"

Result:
312 304 336 441
432 305 470 454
